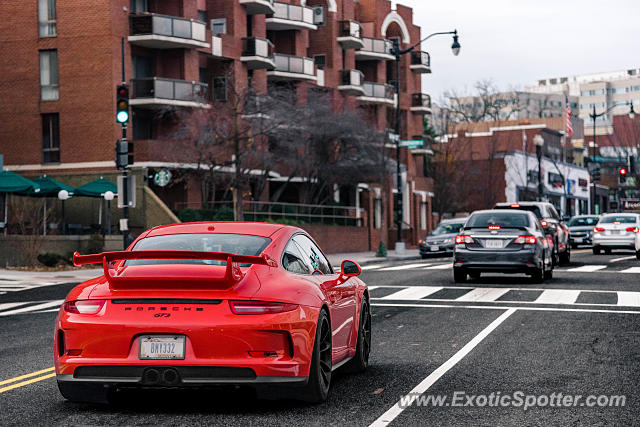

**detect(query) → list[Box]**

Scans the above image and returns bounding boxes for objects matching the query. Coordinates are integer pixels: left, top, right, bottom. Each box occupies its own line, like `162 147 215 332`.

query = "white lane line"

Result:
372 302 640 315
0 300 64 317
617 292 640 307
423 263 452 270
566 265 607 272
620 267 640 274
367 286 379 291
381 286 443 300
610 256 636 263
455 288 511 303
534 289 580 305
0 302 31 312
362 264 386 271
377 263 431 271
369 309 517 427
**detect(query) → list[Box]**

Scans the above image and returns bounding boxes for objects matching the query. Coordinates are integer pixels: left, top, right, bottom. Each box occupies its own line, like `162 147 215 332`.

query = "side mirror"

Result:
341 260 361 277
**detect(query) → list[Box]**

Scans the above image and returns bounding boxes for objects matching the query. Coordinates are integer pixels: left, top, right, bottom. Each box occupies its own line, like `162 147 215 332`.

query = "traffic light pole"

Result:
120 37 130 249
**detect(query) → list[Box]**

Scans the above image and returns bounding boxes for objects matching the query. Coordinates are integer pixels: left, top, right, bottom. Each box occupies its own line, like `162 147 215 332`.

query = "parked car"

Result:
592 213 640 258
494 202 570 265
418 218 467 258
566 215 600 248
453 209 553 283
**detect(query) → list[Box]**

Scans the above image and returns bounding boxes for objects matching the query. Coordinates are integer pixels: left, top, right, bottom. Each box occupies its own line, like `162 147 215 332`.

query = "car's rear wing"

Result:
73 250 276 289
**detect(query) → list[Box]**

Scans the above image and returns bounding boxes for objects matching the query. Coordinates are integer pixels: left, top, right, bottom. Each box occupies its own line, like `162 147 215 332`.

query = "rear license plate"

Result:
139 335 185 360
430 246 439 251
610 230 620 235
574 238 583 243
485 240 503 249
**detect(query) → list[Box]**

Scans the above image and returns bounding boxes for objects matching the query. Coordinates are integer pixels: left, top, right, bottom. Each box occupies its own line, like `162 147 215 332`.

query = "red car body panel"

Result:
54 222 368 389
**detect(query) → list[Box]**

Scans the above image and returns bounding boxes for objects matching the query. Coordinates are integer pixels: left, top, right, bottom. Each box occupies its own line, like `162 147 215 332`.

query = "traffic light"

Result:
619 167 628 184
592 166 601 182
115 139 134 169
629 155 636 175
116 84 129 124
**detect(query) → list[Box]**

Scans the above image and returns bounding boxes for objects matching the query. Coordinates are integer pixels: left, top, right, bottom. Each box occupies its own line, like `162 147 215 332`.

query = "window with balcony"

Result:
42 113 60 164
38 0 57 37
39 50 59 100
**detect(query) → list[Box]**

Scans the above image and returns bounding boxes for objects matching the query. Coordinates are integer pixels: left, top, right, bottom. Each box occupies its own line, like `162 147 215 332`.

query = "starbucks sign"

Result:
153 169 172 187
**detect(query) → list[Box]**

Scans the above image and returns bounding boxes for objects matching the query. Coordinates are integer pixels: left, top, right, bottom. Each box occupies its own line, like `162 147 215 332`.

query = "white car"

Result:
592 213 640 258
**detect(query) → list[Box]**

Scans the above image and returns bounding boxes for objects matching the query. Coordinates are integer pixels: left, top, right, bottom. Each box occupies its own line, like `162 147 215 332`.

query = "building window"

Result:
42 113 60 163
39 50 59 100
212 77 227 101
197 10 208 23
38 0 57 37
130 0 148 13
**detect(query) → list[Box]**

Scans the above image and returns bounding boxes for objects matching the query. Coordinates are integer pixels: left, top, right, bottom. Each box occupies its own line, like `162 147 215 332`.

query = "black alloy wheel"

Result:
345 298 371 373
301 310 332 403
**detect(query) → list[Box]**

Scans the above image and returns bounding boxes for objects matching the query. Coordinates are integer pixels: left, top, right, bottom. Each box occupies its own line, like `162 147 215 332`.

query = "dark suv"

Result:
494 202 570 265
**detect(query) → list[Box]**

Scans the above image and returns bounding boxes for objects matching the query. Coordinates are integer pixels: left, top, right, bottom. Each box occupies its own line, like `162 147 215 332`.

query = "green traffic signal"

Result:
116 110 129 123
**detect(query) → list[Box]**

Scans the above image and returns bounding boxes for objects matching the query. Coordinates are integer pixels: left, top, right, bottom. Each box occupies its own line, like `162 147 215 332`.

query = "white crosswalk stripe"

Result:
377 263 431 271
617 292 640 307
620 267 640 274
534 290 581 305
456 288 510 303
423 264 452 270
564 265 607 272
381 286 442 300
0 300 64 317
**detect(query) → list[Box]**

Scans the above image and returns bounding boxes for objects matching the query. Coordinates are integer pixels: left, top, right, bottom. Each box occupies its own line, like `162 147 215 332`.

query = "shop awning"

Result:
0 171 40 194
74 178 118 198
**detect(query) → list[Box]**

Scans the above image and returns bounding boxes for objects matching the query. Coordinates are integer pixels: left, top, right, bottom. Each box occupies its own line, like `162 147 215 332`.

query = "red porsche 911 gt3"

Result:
54 222 371 403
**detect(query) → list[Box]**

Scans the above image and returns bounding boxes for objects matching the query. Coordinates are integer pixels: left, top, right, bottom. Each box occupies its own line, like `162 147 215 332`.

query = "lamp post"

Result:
588 103 635 214
57 189 70 235
104 191 114 235
391 30 460 252
533 135 544 201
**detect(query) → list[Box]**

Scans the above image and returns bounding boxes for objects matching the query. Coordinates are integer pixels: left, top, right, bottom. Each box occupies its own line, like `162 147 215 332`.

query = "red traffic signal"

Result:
619 167 628 176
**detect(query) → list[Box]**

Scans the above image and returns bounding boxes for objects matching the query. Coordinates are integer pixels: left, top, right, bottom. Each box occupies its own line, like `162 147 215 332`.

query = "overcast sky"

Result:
397 0 640 102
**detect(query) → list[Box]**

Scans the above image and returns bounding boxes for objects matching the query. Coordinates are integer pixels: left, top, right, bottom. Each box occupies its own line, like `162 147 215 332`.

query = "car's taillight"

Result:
593 227 605 233
455 235 474 245
514 235 537 245
229 300 298 315
626 227 640 233
488 225 501 230
63 300 106 314
613 221 621 225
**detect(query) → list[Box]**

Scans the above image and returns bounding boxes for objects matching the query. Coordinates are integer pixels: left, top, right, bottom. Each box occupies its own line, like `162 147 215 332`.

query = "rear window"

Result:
432 222 465 235
600 216 637 224
567 217 599 227
466 212 530 228
495 204 543 219
127 233 271 265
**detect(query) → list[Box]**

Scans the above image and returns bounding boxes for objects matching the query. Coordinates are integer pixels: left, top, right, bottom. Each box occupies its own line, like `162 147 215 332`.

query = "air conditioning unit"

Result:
312 6 325 25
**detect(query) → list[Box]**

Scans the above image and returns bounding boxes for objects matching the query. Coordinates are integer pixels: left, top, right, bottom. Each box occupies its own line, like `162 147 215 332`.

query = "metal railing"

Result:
411 50 430 67
272 53 315 76
339 20 362 38
412 93 432 108
131 77 208 101
341 69 364 86
242 37 274 57
361 82 395 100
359 37 393 55
130 13 207 42
271 2 314 25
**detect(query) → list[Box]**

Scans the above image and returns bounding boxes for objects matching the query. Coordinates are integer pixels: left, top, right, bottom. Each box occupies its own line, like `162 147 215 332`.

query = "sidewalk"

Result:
327 249 420 268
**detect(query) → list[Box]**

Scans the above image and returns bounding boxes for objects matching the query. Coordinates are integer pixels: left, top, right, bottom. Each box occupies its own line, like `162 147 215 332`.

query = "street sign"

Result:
154 169 172 187
117 175 136 208
623 199 640 211
388 133 400 143
399 140 424 149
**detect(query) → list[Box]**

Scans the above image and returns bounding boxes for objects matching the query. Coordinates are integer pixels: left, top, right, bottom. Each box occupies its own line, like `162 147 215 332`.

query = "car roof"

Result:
440 217 468 223
600 213 639 217
471 209 531 216
495 202 551 207
144 221 288 238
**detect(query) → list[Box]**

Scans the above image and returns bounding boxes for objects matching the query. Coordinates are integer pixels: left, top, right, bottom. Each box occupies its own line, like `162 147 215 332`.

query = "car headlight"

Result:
444 238 453 244
419 239 426 245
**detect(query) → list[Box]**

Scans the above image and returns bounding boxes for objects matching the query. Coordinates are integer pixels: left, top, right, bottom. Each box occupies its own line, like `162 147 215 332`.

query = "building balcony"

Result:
239 0 275 15
410 51 431 74
411 93 432 114
357 82 396 105
241 37 275 70
355 37 394 61
267 53 317 82
266 2 317 31
128 14 209 49
130 77 209 108
337 21 363 50
338 70 365 96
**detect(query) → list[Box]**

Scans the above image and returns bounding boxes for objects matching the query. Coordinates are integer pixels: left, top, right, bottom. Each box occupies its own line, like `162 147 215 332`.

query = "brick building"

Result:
0 0 435 249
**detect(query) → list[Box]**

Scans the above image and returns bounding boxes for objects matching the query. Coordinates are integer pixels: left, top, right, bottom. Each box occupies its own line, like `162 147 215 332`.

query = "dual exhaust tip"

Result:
142 367 180 386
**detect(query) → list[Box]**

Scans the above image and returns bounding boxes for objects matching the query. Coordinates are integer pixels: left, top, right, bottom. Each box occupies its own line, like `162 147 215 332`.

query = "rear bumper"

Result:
454 249 540 273
593 236 636 249
419 243 454 255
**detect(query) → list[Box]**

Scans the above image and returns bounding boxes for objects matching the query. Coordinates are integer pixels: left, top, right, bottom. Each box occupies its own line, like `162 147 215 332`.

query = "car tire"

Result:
636 250 640 260
593 247 601 255
531 265 544 283
559 248 570 265
421 254 428 259
57 381 111 404
571 243 578 249
468 272 481 281
301 309 332 403
344 298 371 374
544 263 553 280
453 268 467 283
604 248 612 255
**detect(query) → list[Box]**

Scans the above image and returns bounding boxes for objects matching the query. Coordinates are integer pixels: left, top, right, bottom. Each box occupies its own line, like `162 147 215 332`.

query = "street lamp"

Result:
58 189 70 235
391 29 460 252
533 135 545 201
104 191 114 235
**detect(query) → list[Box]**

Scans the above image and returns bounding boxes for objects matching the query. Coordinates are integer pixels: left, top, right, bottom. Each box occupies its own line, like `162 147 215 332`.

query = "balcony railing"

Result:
410 51 431 73
131 77 209 107
129 14 208 49
357 82 396 104
338 21 363 49
411 93 432 114
268 53 316 81
267 2 317 31
338 70 365 95
355 37 394 60
239 0 275 15
241 37 275 70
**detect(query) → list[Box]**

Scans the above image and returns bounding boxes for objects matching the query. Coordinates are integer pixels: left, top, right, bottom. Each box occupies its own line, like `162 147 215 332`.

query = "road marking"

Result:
617 292 640 307
372 302 640 315
362 265 386 271
621 267 640 274
0 300 63 317
381 286 442 300
423 263 452 270
367 286 379 291
0 367 55 387
369 309 516 427
566 265 607 272
455 288 510 303
0 302 30 312
609 256 636 263
0 373 57 394
534 289 580 305
377 263 430 271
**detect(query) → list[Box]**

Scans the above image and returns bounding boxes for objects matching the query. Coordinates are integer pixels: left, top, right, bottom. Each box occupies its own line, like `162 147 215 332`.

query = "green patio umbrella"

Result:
74 178 118 234
17 176 75 235
0 171 40 234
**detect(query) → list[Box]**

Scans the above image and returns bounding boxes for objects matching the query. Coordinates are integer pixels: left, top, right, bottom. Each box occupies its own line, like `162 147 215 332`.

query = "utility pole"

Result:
116 37 131 249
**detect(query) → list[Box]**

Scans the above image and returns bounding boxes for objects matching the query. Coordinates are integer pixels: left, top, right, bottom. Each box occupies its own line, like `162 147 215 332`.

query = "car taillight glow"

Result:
488 225 501 230
593 227 605 233
229 300 298 315
540 220 548 227
510 204 520 208
514 235 537 245
455 235 474 245
63 300 106 314
614 221 621 225
626 227 640 233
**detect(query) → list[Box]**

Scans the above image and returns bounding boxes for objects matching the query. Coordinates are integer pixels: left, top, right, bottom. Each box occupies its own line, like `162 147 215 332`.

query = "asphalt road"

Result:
1 248 639 426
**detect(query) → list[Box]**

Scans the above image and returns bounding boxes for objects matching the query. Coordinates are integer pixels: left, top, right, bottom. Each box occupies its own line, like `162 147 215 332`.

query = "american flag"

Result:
565 94 574 137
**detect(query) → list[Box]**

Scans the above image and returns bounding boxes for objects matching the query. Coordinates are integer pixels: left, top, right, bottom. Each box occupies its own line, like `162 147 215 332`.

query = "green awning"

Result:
0 171 40 194
74 178 118 198
17 176 74 197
